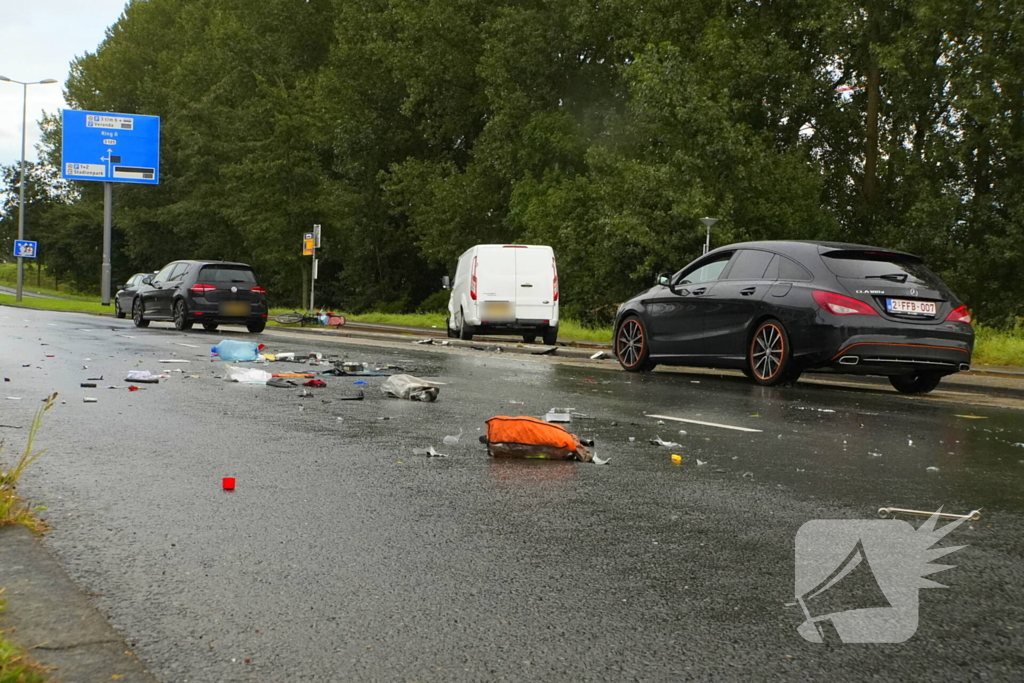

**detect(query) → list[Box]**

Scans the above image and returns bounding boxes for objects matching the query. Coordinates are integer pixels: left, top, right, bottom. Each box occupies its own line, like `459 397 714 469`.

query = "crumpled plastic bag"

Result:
225 365 272 384
380 374 439 402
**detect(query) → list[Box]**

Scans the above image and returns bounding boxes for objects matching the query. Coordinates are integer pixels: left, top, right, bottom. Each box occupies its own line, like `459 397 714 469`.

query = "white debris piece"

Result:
442 431 463 446
650 436 681 448
413 446 449 458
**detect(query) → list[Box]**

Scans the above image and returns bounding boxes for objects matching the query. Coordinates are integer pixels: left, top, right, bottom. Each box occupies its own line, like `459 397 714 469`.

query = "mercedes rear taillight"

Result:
470 256 478 300
813 290 879 316
552 258 559 302
945 305 972 324
190 284 216 294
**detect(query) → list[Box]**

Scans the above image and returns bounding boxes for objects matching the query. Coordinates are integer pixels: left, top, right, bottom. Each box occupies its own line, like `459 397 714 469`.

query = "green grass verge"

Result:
0 264 95 301
0 294 111 315
973 324 1024 367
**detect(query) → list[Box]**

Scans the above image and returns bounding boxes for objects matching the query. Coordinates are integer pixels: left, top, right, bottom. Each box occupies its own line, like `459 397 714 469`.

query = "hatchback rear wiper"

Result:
865 273 908 283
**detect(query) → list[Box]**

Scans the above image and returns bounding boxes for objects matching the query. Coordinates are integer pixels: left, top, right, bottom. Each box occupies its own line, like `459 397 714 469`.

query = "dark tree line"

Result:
2 0 1022 325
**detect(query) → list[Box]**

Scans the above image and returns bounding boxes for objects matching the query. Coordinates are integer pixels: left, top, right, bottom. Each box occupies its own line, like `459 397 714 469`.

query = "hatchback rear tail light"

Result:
552 258 559 302
945 305 972 324
813 290 879 316
190 284 216 294
252 286 267 295
470 256 478 300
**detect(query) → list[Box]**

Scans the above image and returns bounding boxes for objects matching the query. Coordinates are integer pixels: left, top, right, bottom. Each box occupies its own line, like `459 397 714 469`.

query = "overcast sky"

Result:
0 0 128 169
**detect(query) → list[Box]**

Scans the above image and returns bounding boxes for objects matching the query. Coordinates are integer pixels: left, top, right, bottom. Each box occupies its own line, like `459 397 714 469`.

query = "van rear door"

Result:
513 246 556 322
475 246 518 322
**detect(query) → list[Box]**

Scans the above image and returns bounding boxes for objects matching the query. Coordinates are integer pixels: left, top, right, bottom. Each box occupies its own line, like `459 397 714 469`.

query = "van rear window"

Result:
199 266 257 283
821 251 946 288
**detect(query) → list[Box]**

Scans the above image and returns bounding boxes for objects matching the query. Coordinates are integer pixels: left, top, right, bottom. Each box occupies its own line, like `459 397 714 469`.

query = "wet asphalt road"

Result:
2 307 1023 682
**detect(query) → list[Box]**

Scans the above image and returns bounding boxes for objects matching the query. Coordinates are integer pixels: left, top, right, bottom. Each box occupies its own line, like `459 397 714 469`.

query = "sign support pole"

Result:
101 181 112 305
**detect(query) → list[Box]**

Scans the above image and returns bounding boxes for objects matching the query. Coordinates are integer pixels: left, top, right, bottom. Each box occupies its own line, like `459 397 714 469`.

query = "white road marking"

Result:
645 414 763 433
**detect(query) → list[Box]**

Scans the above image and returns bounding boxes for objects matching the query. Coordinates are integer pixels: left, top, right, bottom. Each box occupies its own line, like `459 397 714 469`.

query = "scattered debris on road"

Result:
483 415 598 462
413 446 449 458
381 374 439 402
650 436 681 448
223 477 236 491
877 507 981 521
211 340 261 361
544 408 572 423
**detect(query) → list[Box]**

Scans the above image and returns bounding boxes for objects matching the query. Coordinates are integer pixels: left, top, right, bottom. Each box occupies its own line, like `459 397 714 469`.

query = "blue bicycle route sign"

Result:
13 240 38 258
61 110 160 185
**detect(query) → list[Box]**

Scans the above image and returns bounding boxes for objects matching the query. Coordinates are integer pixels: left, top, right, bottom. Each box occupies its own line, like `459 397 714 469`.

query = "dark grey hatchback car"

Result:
131 260 268 333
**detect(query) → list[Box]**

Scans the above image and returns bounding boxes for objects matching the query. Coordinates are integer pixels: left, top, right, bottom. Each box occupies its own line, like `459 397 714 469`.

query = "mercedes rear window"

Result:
199 266 258 284
821 251 946 288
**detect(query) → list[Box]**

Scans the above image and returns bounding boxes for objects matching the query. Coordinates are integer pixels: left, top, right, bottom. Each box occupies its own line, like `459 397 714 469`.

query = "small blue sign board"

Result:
61 110 160 185
13 240 37 259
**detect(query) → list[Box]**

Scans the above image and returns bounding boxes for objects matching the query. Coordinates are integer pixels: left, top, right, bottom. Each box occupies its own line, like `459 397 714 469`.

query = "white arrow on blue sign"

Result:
13 240 38 258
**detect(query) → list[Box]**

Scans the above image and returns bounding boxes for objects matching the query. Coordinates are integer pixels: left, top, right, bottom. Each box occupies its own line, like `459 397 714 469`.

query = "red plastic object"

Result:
222 477 236 491
303 379 327 387
128 385 140 392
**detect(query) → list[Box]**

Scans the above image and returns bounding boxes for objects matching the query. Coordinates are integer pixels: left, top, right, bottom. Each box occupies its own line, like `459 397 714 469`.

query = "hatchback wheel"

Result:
114 298 126 319
889 372 942 395
247 319 266 334
202 322 219 332
173 300 193 331
748 319 792 385
523 334 537 344
132 298 150 328
616 316 656 372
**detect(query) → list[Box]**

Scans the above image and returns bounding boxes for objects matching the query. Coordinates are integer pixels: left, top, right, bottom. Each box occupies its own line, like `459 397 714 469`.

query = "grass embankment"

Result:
0 264 96 302
0 396 56 683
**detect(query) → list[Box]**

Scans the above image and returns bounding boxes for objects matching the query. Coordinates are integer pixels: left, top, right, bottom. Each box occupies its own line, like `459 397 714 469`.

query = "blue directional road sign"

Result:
13 240 38 258
61 110 160 184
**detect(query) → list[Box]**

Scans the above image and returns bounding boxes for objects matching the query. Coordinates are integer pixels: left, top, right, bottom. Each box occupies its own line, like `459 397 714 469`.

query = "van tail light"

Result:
190 284 216 294
812 290 879 316
252 286 267 295
945 305 972 324
552 258 559 302
470 256 478 301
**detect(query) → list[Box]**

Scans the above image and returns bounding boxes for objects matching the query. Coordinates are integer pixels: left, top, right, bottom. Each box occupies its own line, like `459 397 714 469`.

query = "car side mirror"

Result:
657 273 672 287
441 275 451 290
142 275 153 285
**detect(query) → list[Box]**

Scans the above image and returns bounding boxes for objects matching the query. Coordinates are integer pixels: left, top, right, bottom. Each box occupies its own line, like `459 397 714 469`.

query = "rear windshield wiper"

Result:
864 273 908 283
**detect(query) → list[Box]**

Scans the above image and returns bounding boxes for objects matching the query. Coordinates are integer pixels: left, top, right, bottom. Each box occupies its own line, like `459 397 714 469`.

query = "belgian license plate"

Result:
220 301 250 317
483 302 513 320
887 298 936 316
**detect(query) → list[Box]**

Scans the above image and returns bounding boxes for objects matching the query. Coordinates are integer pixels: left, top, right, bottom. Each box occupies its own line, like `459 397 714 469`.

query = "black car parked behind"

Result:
114 272 151 319
613 241 974 394
131 260 268 333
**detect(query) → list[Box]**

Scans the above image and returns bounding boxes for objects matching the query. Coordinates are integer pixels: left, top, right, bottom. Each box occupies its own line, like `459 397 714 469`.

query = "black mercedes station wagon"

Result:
614 241 973 394
131 260 269 333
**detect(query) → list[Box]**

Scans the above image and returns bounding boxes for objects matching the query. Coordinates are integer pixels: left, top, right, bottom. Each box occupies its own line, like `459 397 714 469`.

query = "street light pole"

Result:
699 217 719 255
0 76 58 302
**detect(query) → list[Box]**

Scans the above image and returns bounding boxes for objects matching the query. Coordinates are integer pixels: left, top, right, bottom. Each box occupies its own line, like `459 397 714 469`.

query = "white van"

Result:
445 244 559 344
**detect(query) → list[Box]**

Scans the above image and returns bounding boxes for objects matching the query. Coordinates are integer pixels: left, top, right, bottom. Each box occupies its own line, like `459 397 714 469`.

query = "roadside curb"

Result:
0 525 160 683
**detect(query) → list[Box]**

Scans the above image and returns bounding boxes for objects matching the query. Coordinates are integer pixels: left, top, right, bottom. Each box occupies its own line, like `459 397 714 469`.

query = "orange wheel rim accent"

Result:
751 324 785 380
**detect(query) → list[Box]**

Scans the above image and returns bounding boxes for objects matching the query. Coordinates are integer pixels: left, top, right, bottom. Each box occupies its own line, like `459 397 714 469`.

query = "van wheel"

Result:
542 326 558 346
446 318 457 338
889 372 942 395
523 334 537 344
458 309 474 341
